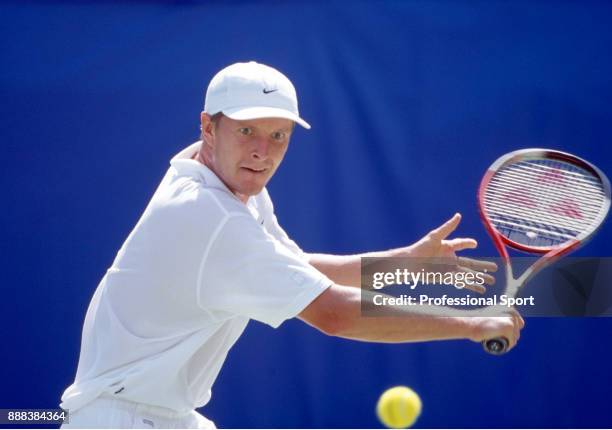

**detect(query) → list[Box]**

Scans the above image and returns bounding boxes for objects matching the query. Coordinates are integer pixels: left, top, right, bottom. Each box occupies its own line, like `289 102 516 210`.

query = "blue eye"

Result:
272 132 286 141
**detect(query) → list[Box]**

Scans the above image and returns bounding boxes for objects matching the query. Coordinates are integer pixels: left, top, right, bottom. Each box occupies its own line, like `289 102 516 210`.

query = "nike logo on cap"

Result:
263 88 278 94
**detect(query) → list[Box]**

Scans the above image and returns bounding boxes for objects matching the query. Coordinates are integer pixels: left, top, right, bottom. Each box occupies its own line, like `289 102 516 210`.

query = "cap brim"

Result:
223 106 311 129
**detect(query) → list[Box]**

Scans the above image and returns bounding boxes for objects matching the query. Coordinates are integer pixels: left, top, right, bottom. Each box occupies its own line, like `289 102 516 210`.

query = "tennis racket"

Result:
478 148 610 355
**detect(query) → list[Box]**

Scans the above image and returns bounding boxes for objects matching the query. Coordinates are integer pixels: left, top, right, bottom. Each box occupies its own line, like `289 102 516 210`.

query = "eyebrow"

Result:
237 123 293 133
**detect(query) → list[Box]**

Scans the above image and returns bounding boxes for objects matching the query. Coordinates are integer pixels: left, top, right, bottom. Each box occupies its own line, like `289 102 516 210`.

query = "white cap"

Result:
204 61 311 129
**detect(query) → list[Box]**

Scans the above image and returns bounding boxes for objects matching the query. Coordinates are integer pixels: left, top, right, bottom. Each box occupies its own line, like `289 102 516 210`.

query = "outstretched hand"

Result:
400 213 497 293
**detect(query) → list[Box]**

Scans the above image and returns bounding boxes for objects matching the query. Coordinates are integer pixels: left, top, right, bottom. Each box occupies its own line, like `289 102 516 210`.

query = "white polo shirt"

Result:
61 142 332 414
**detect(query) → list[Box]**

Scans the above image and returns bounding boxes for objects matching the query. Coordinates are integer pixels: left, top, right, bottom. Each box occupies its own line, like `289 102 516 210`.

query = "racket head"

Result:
478 148 611 259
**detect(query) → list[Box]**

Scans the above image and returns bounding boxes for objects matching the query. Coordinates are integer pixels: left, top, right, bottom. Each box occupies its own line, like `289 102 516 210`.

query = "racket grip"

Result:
482 337 509 355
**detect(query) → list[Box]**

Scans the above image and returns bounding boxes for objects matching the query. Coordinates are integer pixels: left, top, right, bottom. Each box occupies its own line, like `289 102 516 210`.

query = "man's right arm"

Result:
298 284 524 348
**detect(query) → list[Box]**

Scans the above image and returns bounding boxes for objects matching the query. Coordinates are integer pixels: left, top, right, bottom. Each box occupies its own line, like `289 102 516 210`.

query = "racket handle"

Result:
482 337 509 355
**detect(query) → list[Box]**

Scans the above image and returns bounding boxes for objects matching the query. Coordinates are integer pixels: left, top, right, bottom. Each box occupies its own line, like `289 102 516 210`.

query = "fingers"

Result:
446 258 497 293
429 213 462 240
510 309 525 329
512 315 520 347
461 279 486 294
457 257 498 289
457 259 497 285
457 256 498 273
445 238 478 251
474 309 525 352
505 309 525 350
455 265 496 288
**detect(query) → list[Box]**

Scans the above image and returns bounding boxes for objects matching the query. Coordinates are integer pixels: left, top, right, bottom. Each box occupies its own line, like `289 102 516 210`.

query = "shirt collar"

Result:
170 141 232 194
169 142 262 211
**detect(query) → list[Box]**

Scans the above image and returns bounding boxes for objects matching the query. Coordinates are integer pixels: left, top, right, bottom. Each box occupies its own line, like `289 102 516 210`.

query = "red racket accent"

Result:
478 149 609 254
477 148 610 355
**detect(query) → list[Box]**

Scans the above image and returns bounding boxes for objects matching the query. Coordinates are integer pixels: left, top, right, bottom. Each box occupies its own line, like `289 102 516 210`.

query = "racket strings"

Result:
485 184 601 231
486 183 603 222
505 160 605 209
489 160 607 219
483 158 607 248
491 165 604 211
514 165 602 189
488 167 603 207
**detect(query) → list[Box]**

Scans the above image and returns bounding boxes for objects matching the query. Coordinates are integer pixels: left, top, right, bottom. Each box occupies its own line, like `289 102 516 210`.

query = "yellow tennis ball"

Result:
376 386 422 429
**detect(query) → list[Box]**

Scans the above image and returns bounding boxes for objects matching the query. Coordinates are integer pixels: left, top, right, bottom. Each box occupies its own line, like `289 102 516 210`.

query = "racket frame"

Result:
477 148 611 354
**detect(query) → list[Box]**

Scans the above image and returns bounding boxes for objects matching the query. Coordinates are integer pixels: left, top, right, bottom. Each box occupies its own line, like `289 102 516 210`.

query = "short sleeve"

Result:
197 214 331 328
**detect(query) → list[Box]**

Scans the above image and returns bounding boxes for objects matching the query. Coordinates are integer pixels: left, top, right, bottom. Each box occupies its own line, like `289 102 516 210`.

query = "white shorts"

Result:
60 396 216 429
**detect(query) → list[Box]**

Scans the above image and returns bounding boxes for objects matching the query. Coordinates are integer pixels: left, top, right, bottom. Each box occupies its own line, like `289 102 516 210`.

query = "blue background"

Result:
2 0 611 428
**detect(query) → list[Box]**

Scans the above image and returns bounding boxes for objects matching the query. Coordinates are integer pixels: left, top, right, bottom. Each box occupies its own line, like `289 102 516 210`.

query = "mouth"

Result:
241 166 268 174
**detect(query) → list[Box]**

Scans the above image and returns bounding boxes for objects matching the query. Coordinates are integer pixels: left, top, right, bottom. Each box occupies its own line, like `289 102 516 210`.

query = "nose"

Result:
251 136 270 160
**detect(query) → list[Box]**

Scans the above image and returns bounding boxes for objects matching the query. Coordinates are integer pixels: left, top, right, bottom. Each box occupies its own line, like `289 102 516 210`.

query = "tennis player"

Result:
60 61 523 428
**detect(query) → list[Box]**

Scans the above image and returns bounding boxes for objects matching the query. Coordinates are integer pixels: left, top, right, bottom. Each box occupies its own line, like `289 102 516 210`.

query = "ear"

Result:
200 112 216 147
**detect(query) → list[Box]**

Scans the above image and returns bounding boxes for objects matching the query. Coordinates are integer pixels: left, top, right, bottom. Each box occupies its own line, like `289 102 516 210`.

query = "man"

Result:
61 61 523 428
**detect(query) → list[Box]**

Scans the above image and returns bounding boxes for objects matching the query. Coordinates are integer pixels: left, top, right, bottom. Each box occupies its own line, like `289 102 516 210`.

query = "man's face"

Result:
200 114 294 202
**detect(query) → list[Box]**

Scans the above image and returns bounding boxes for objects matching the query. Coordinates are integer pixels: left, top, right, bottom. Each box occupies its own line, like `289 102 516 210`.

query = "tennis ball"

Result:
376 386 422 429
